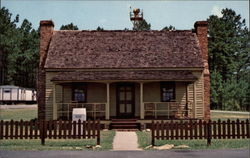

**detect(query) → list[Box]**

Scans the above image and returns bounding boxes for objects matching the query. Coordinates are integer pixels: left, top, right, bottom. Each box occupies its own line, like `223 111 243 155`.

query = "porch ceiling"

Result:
51 70 197 82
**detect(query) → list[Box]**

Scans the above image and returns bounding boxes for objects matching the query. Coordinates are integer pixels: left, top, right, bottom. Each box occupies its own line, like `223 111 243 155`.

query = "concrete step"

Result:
111 121 138 124
112 124 138 127
110 123 140 130
111 119 137 122
110 119 140 130
114 129 139 131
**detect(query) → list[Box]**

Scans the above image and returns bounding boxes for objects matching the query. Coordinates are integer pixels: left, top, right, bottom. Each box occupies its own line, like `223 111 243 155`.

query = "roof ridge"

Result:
54 30 193 33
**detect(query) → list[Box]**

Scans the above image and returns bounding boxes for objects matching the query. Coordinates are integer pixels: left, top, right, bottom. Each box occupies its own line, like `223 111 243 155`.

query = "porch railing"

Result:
144 102 193 119
56 103 106 120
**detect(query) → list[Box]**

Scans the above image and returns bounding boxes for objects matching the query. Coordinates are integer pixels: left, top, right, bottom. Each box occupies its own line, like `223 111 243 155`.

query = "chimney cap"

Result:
40 20 54 27
194 21 208 27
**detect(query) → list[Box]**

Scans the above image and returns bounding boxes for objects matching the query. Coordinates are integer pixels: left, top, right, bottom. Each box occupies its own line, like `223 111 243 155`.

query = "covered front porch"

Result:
51 81 195 121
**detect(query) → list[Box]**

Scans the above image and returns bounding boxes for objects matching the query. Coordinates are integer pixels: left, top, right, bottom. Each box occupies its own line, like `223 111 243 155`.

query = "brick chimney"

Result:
194 21 210 120
39 20 54 67
37 20 54 120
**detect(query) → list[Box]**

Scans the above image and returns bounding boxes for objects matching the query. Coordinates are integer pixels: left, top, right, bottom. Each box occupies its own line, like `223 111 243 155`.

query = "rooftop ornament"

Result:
130 7 144 30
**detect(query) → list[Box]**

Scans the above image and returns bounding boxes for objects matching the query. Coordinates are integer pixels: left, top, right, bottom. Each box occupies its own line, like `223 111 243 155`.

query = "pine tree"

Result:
60 23 79 30
133 19 151 31
208 8 250 110
96 26 104 31
0 7 39 88
162 25 176 31
0 7 19 85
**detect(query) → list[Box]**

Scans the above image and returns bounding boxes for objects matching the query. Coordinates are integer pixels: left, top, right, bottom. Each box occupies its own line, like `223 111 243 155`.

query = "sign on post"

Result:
72 108 86 135
72 108 86 121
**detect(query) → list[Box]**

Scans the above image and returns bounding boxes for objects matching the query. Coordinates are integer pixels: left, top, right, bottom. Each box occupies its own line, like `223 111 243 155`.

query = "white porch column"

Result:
52 83 57 120
140 82 144 119
106 83 110 120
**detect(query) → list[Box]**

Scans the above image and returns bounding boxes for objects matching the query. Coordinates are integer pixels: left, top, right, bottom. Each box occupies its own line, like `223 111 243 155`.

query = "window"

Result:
4 89 11 93
161 82 175 102
72 83 87 102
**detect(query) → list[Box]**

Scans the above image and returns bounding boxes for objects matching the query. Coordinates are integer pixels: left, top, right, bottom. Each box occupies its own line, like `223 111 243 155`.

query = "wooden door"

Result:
116 83 135 118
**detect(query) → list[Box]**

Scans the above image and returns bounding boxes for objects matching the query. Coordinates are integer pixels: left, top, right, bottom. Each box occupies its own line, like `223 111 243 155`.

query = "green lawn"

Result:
0 130 115 150
211 111 249 121
136 131 250 150
0 108 37 121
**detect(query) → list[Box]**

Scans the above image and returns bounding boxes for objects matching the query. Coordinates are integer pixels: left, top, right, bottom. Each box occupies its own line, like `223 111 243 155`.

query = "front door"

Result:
116 83 135 118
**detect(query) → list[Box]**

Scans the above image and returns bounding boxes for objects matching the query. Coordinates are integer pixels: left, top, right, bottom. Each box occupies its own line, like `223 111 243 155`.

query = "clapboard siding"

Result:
193 71 204 118
110 83 116 117
87 83 106 103
63 84 71 103
55 85 63 103
188 83 194 117
135 83 140 117
45 72 57 120
143 82 160 102
175 82 187 114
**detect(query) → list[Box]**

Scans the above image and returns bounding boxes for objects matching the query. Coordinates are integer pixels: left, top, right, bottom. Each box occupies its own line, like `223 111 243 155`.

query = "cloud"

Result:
211 6 223 17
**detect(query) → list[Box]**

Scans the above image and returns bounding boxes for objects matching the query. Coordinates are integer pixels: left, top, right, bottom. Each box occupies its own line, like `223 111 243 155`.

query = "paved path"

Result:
0 149 249 158
113 131 142 151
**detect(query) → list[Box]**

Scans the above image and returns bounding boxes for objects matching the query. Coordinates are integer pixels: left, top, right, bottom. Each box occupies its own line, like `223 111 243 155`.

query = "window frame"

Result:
72 83 87 103
160 82 176 102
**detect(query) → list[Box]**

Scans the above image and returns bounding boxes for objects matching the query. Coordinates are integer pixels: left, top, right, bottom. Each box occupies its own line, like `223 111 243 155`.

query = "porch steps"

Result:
114 129 139 132
110 119 140 130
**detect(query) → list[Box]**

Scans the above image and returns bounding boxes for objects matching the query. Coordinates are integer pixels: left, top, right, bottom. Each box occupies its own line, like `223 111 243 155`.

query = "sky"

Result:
2 0 249 30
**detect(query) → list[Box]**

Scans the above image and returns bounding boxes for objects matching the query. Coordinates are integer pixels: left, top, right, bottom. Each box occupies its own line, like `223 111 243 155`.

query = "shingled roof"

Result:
44 30 204 69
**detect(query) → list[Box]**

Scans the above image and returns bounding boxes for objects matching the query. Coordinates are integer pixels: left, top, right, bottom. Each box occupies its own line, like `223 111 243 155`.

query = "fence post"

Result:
246 119 250 138
0 120 3 139
207 120 212 146
97 119 100 145
40 120 45 145
151 120 155 146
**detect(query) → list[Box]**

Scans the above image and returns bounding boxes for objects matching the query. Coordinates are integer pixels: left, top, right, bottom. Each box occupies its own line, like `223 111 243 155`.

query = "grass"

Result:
211 111 249 121
136 131 250 150
0 108 37 121
0 130 115 151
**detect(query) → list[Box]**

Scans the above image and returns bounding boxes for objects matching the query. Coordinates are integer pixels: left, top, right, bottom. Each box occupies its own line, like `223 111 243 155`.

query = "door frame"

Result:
116 83 135 118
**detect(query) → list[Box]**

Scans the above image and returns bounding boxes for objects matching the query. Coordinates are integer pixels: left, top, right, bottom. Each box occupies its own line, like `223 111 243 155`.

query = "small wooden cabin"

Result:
38 20 210 128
